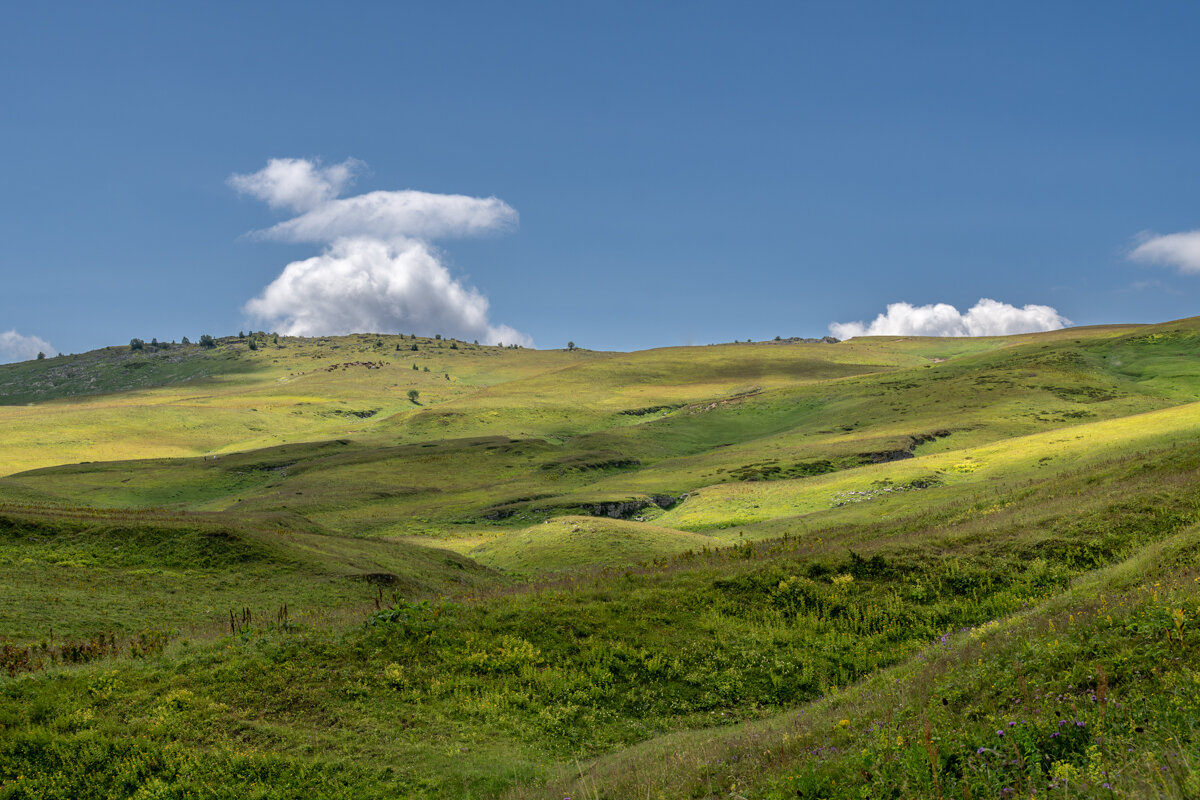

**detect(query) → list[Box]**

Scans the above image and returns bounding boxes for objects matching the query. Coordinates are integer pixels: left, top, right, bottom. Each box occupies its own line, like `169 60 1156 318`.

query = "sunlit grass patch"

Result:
657 400 1200 530
470 516 716 575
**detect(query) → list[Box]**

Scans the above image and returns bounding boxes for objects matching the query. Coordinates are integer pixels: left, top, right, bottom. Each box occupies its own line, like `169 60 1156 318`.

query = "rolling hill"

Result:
2 319 1199 798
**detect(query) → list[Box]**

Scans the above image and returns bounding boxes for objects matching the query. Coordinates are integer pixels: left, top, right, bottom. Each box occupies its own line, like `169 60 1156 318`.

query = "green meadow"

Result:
2 321 1200 798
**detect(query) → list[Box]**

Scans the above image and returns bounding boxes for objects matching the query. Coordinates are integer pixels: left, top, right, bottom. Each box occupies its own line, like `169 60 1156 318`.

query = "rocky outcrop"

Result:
483 493 687 521
589 500 652 518
857 430 951 464
619 404 683 416
589 494 683 518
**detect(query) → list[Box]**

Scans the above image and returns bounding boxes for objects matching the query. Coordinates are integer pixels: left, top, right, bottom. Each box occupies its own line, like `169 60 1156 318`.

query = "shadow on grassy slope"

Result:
0 340 266 406
0 504 498 642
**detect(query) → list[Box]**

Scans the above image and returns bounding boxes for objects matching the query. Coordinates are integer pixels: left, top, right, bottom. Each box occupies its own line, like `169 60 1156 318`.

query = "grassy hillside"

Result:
2 319 1200 798
0 333 594 476
0 504 495 643
470 515 717 574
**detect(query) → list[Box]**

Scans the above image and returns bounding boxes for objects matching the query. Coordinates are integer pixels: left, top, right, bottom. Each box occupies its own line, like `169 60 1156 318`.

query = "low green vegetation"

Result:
2 319 1200 798
470 515 717 574
0 505 495 643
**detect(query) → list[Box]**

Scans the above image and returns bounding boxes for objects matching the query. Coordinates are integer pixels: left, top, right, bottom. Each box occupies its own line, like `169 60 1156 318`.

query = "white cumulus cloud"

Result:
254 190 518 244
0 330 56 364
229 157 362 213
1129 230 1200 274
830 299 1070 339
244 238 530 346
233 157 529 345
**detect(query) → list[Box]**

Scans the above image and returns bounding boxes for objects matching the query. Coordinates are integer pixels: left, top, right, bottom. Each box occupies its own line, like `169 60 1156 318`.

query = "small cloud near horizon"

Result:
0 330 56 364
1128 229 1200 274
830 299 1070 339
243 238 528 345
230 158 530 346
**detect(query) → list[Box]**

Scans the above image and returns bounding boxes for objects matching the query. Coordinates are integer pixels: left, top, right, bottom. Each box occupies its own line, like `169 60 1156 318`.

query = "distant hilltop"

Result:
766 335 841 344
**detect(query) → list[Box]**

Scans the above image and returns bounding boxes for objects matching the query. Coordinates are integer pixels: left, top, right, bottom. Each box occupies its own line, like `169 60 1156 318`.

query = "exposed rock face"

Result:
860 448 915 464
589 500 650 518
857 430 952 464
910 430 952 446
619 405 682 416
483 492 688 522
589 494 682 519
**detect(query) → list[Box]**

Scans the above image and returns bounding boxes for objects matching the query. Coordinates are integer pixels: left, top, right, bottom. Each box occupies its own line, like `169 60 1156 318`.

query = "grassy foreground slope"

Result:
1 319 1200 798
0 505 495 642
530 521 1200 799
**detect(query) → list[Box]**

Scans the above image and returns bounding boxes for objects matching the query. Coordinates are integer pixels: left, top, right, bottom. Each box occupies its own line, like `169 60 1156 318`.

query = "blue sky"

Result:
2 1 1198 360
